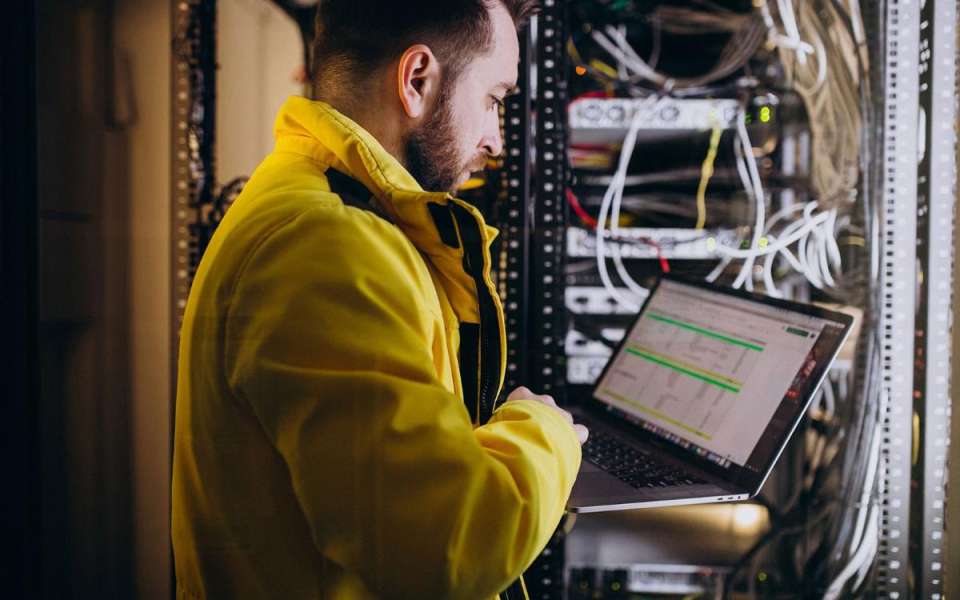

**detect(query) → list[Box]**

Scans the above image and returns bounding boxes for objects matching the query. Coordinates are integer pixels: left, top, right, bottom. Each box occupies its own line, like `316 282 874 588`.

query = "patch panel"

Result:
565 286 646 315
566 227 737 260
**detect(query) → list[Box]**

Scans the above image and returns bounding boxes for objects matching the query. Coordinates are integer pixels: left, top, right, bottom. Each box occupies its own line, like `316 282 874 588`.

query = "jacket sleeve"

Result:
224 206 582 599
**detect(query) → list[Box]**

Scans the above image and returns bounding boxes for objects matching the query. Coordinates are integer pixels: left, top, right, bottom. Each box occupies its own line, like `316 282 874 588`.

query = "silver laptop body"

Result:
567 275 854 513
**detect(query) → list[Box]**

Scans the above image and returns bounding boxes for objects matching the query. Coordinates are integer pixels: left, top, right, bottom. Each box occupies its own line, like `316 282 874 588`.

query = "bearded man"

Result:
172 1 587 598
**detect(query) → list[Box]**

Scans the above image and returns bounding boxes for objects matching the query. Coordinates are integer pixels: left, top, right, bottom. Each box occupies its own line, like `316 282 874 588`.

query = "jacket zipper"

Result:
450 202 503 424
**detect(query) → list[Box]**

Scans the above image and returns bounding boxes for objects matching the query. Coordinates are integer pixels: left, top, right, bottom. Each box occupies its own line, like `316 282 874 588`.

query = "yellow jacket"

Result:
172 97 581 599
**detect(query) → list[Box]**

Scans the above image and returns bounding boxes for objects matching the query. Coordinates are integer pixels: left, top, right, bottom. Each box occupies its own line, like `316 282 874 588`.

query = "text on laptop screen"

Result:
593 279 840 469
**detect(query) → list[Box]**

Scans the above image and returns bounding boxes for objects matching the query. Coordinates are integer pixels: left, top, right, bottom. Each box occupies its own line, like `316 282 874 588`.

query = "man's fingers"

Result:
506 387 581 441
573 424 589 445
507 386 532 401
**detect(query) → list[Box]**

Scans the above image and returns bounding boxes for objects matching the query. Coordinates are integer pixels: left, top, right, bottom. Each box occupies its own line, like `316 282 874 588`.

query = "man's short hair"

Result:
310 0 538 97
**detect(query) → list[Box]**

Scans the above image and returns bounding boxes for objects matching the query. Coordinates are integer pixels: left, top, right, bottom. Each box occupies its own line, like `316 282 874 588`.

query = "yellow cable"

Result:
695 122 723 229
567 38 584 65
589 58 619 79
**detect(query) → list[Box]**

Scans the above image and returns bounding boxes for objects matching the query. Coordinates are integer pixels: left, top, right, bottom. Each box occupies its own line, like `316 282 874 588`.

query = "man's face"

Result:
405 3 520 193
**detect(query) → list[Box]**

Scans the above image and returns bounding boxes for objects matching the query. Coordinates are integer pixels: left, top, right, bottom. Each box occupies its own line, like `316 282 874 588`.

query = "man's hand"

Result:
506 386 589 445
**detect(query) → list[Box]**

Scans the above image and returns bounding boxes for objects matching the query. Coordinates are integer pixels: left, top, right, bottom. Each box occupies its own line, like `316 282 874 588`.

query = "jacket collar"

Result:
272 96 500 324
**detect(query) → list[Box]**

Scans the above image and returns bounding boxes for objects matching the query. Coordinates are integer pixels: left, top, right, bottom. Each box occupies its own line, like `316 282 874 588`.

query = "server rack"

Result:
499 1 957 598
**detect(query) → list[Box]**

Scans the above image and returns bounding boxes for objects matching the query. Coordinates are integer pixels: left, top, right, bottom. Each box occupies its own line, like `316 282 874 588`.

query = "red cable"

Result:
640 236 671 274
565 188 670 273
565 188 598 229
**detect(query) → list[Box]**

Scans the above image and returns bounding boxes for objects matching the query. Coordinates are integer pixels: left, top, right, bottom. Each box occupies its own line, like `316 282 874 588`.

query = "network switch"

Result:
569 97 740 144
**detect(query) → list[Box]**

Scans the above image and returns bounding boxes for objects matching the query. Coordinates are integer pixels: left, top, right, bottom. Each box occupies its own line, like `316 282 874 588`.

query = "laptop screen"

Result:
592 277 851 477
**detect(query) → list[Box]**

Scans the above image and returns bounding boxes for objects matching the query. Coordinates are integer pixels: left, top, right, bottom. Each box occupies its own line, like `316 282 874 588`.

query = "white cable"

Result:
825 209 843 271
609 98 668 300
763 247 782 297
595 101 661 312
709 109 766 287
767 210 809 271
761 0 816 64
705 255 732 282
604 26 676 90
849 430 881 555
776 0 805 63
817 214 836 287
716 208 829 259
809 26 830 92
721 201 839 294
763 203 809 282
822 429 882 599
824 504 879 600
828 423 882 597
591 30 666 86
799 203 823 288
596 168 640 312
614 25 629 80
730 110 766 289
847 0 866 46
852 517 878 590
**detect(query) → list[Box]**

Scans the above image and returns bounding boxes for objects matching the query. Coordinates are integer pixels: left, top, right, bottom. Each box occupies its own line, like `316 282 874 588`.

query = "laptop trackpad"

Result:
580 460 605 474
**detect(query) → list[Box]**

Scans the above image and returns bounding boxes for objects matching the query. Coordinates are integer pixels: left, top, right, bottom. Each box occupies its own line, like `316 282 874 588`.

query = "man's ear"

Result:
397 44 441 120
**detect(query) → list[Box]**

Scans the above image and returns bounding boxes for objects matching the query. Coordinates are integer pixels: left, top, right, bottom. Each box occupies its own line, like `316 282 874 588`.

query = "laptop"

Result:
566 274 854 513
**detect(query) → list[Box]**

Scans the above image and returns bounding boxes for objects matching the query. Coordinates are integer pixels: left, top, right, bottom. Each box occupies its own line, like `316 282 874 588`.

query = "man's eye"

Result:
491 96 505 109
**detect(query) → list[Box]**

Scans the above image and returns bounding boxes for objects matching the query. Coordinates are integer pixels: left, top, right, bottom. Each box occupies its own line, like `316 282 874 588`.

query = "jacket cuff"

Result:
489 398 582 473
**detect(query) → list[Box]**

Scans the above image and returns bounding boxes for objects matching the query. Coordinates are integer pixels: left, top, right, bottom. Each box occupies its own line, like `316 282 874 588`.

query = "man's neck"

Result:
319 95 407 171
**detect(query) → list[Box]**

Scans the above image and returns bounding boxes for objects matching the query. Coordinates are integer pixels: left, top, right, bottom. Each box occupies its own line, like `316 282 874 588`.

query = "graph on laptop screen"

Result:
594 279 835 468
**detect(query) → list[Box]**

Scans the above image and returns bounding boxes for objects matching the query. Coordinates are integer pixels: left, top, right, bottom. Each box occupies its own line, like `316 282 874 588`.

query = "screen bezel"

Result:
586 273 855 492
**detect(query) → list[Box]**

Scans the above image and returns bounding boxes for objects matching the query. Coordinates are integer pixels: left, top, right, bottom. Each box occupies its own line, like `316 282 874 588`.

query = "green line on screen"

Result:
601 388 713 440
646 312 764 352
628 345 742 387
625 347 741 393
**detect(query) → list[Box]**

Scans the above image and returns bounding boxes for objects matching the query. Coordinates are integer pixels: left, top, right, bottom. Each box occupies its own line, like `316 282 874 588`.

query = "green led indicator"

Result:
759 106 772 123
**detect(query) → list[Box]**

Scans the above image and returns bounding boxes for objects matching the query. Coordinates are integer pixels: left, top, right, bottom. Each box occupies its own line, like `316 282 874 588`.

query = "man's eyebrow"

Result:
493 81 519 96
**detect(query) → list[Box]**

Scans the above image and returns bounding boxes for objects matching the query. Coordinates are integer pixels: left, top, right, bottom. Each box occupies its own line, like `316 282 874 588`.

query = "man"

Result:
172 1 588 598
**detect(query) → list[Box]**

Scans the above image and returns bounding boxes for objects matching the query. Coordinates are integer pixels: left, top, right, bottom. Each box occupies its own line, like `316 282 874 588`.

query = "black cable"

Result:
722 499 837 599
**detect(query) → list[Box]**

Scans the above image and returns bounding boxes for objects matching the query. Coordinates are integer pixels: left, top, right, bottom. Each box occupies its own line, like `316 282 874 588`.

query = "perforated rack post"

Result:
498 24 533 398
876 0 918 596
913 0 956 596
518 3 570 599
171 0 217 407
530 0 570 401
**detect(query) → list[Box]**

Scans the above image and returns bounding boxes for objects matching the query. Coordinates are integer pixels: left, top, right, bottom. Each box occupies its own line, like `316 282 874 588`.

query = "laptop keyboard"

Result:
582 429 705 489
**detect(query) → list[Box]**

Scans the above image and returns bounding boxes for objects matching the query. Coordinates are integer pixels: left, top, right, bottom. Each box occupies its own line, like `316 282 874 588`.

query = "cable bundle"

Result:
762 0 865 206
706 110 844 298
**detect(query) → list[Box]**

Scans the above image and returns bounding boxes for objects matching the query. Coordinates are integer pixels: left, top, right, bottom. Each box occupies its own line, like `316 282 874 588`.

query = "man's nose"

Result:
481 112 504 158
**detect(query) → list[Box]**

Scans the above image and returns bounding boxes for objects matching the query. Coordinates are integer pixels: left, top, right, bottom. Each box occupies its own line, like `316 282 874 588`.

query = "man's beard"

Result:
404 86 469 193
